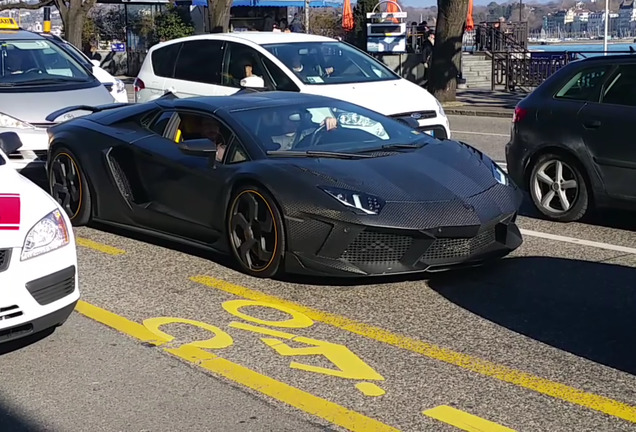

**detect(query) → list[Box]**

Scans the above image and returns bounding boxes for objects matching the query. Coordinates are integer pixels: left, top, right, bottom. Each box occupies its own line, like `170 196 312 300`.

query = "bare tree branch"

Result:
0 0 54 11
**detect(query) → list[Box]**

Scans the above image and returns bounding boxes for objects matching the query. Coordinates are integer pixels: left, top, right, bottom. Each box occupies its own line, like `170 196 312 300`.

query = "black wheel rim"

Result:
230 191 277 272
50 153 81 219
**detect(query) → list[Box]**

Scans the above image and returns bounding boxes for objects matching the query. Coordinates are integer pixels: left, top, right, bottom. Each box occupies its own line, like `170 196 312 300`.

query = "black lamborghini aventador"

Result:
44 91 523 278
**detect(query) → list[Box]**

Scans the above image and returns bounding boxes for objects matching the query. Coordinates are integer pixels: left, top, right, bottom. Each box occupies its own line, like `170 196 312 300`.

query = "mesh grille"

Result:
341 231 413 263
0 249 10 273
421 227 496 261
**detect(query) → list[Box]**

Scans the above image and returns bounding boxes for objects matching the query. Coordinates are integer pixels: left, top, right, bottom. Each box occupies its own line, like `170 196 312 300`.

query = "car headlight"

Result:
434 97 446 118
21 209 70 261
491 161 509 186
114 78 126 94
319 186 385 215
0 113 33 129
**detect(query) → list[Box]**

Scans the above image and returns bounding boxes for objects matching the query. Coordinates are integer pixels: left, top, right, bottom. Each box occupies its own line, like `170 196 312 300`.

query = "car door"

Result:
127 109 236 244
163 39 226 97
577 62 636 200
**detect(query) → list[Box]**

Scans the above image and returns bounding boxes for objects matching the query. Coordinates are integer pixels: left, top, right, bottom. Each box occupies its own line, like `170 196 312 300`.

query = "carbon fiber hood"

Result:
290 141 500 202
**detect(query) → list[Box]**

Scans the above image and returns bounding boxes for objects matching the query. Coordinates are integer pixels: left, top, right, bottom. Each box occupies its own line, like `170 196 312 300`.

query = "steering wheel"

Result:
309 124 327 147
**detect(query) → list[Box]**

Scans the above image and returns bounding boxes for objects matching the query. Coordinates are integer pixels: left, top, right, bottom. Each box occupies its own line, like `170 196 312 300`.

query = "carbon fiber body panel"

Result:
45 92 524 277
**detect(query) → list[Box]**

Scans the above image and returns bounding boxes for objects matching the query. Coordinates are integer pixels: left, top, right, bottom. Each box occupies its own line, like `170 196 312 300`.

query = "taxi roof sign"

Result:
0 17 19 30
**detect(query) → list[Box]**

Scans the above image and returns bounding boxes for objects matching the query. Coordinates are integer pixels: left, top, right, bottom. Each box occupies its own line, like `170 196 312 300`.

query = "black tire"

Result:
528 152 589 222
48 147 92 226
227 185 285 278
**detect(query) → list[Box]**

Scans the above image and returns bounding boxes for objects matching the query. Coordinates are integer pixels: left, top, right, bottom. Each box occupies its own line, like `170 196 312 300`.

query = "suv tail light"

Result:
512 107 528 123
133 77 145 93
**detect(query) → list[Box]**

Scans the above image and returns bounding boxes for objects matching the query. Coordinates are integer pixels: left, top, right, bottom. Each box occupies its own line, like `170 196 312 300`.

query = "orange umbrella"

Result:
466 0 474 31
386 0 399 24
342 0 354 31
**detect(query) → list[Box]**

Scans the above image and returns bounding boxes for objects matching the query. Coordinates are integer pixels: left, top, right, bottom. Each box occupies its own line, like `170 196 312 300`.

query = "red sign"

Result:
0 194 20 230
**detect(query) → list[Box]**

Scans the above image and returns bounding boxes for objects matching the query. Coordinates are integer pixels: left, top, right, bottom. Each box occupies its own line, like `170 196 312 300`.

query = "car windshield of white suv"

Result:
262 41 399 85
0 39 92 86
232 99 434 156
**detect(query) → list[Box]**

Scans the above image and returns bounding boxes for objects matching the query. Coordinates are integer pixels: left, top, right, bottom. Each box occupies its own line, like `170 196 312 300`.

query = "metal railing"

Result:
491 50 636 91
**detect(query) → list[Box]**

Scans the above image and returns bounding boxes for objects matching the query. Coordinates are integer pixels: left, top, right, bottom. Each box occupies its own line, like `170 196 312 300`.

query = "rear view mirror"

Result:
177 138 217 157
91 59 100 67
0 132 22 155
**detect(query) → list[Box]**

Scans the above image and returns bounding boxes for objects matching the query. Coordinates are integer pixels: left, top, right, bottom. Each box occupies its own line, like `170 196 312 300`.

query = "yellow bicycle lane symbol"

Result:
141 299 386 397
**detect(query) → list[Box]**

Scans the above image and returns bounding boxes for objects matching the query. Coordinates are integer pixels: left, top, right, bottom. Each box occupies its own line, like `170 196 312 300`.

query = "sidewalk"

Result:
441 89 525 118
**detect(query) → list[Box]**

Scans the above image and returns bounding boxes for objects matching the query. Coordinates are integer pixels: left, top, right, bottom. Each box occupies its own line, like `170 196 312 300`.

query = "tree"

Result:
0 0 97 48
207 0 233 32
426 0 469 102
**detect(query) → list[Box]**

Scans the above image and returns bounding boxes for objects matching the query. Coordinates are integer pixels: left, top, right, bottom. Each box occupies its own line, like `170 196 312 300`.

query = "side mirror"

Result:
91 59 100 67
395 117 421 129
176 138 217 157
0 132 23 155
240 75 265 89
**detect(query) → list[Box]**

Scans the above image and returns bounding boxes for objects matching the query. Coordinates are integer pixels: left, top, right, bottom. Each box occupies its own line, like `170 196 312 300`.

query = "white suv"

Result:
134 32 450 139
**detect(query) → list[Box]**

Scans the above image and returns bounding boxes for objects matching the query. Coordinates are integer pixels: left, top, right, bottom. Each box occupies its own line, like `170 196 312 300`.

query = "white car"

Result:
134 32 450 139
0 132 79 345
37 32 128 103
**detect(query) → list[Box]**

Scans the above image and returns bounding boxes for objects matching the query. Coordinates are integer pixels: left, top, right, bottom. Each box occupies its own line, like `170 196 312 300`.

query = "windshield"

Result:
262 41 399 85
0 38 93 86
232 100 435 155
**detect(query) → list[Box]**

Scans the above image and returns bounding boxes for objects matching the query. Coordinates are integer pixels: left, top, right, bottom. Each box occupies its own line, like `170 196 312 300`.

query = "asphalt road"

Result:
3 114 636 432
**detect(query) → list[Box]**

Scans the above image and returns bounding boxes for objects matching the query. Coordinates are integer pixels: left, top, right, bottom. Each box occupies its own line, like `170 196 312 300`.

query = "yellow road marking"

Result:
423 405 516 431
76 237 126 255
74 300 399 432
191 275 636 424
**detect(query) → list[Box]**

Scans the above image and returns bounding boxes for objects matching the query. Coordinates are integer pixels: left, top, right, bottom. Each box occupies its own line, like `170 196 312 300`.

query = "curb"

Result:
443 107 513 118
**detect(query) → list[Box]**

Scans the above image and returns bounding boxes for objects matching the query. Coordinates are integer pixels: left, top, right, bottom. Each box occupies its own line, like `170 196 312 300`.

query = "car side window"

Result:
262 56 300 92
224 136 250 164
555 66 609 101
152 43 181 78
174 40 224 85
148 111 175 136
222 42 274 90
601 64 636 107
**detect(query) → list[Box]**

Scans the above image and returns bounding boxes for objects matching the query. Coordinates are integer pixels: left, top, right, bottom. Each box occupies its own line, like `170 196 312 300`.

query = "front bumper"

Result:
284 213 522 277
0 126 50 171
0 242 79 344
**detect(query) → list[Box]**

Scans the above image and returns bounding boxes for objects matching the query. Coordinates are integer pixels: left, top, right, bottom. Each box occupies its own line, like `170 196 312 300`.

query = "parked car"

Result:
45 91 521 278
0 132 79 345
37 32 128 103
133 32 450 139
506 54 636 222
0 18 115 179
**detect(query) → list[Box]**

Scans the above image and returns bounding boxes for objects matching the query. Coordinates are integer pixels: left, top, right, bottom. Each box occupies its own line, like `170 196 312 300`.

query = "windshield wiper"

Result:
266 150 373 159
12 77 88 85
381 142 427 150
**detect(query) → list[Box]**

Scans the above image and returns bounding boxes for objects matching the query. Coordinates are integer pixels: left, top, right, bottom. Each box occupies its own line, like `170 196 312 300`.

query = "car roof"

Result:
157 91 343 112
0 28 47 40
577 53 636 63
152 31 335 50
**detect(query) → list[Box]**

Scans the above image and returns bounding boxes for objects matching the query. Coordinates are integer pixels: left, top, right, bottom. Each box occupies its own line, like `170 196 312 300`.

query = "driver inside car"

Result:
199 117 226 162
260 109 338 150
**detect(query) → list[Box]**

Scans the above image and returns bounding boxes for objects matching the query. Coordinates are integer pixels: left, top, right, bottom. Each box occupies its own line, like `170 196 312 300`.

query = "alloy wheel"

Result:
532 159 579 214
229 191 277 272
50 153 82 219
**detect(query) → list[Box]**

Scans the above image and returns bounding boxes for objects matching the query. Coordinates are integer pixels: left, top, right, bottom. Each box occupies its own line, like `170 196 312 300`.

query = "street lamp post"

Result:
603 0 609 54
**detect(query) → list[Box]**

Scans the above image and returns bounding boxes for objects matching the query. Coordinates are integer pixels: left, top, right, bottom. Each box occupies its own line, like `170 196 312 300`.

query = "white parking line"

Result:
452 130 510 137
520 229 636 255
